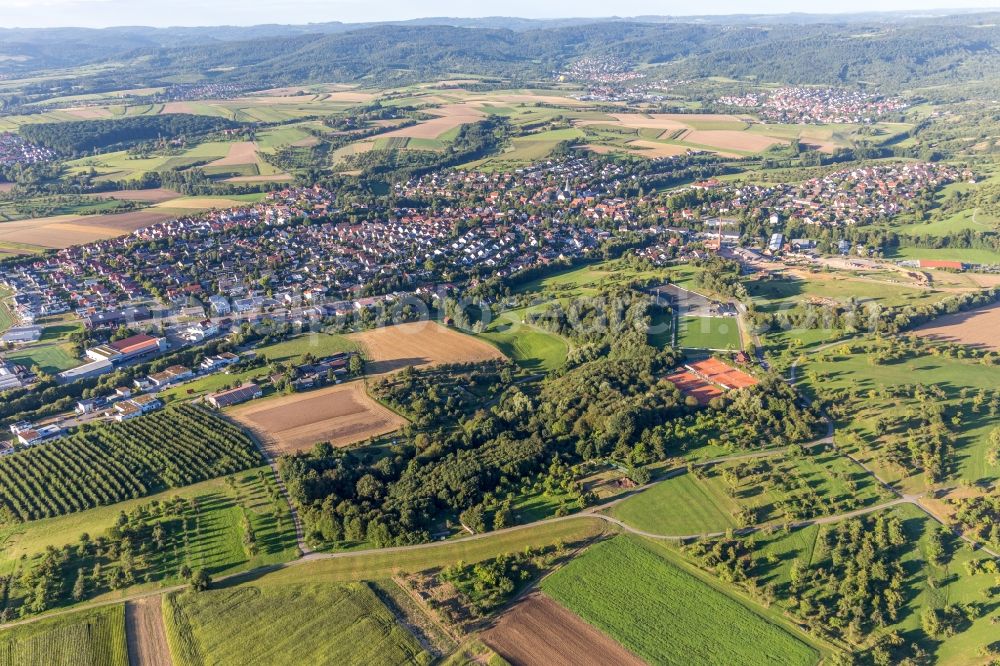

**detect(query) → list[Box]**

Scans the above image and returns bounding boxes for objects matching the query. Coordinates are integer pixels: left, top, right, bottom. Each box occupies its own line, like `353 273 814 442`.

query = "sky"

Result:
0 0 997 29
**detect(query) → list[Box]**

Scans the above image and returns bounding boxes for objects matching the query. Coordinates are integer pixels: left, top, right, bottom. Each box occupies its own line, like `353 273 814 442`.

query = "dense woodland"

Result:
19 115 243 155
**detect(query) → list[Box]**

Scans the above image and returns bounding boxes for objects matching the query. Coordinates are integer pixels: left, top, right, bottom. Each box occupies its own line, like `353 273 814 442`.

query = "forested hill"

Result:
134 18 1000 89
3 13 1000 92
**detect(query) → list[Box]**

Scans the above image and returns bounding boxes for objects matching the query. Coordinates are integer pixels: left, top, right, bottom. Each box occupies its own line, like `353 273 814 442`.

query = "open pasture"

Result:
541 536 820 666
482 592 644 666
164 582 427 666
347 321 506 375
231 381 407 453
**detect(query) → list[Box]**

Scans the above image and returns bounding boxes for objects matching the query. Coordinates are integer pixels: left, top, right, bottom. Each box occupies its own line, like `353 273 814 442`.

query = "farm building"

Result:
207 383 263 409
918 259 965 271
86 334 166 363
146 365 193 388
57 358 114 383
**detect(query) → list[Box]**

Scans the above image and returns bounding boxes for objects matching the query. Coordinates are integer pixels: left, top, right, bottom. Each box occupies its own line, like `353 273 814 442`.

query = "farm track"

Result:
125 596 172 666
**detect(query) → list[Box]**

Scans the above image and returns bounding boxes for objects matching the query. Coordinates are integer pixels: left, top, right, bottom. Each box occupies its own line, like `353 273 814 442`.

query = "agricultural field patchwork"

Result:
0 604 128 666
542 535 820 666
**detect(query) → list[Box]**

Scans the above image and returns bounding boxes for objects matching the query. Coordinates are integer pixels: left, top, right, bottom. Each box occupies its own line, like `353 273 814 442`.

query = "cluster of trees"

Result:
951 493 1000 549
369 362 511 428
524 287 660 353
19 115 243 155
687 513 924 661
437 545 561 620
0 405 261 523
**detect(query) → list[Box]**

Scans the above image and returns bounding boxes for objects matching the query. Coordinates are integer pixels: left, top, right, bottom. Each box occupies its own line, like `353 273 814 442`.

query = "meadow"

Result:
163 582 428 666
0 604 128 666
478 309 569 372
541 535 820 666
798 340 1000 491
606 472 737 536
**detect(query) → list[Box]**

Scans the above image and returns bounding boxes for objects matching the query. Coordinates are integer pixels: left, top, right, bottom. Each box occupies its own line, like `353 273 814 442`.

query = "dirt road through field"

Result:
125 596 172 666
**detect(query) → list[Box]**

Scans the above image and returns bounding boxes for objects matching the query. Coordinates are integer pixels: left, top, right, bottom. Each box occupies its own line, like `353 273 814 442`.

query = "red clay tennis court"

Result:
686 358 758 390
665 370 724 405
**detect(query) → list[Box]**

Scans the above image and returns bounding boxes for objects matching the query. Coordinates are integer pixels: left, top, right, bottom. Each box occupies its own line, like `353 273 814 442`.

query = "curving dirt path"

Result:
125 596 172 666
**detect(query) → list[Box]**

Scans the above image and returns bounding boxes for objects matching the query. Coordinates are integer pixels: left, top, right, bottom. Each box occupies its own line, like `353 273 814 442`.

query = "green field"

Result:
0 604 127 666
677 316 741 350
263 517 605 585
606 472 737 536
163 583 428 666
887 245 1000 265
0 467 297 580
799 341 1000 490
478 310 568 373
4 342 80 374
541 536 819 666
254 332 359 365
746 274 948 314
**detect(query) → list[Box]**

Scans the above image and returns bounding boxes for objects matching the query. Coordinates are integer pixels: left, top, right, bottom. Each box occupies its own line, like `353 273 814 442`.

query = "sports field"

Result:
677 316 741 350
542 536 820 666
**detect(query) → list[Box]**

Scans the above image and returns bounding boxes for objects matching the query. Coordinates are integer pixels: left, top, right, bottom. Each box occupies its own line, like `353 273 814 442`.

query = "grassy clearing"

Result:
478 310 568 372
164 582 427 666
542 535 819 666
263 517 606 585
0 604 128 666
677 316 741 350
253 332 359 365
606 472 737 536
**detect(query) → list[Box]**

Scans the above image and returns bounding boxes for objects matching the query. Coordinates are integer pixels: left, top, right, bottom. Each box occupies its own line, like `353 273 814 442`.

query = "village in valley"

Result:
0 9 999 666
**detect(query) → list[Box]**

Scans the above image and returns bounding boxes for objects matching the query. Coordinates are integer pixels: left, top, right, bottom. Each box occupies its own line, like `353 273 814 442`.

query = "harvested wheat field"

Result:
682 129 784 153
161 101 196 114
381 103 485 140
231 381 407 453
913 302 1000 351
64 106 113 119
0 210 179 248
625 140 692 157
125 596 171 666
224 173 293 183
208 141 260 166
348 321 506 375
87 187 181 203
482 593 644 666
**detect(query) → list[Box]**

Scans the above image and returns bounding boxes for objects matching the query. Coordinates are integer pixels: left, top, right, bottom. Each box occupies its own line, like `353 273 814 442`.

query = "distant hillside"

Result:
1 13 999 94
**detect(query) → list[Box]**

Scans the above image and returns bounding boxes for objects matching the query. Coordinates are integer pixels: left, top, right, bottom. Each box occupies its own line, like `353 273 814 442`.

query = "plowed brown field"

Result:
230 381 407 453
482 593 644 666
